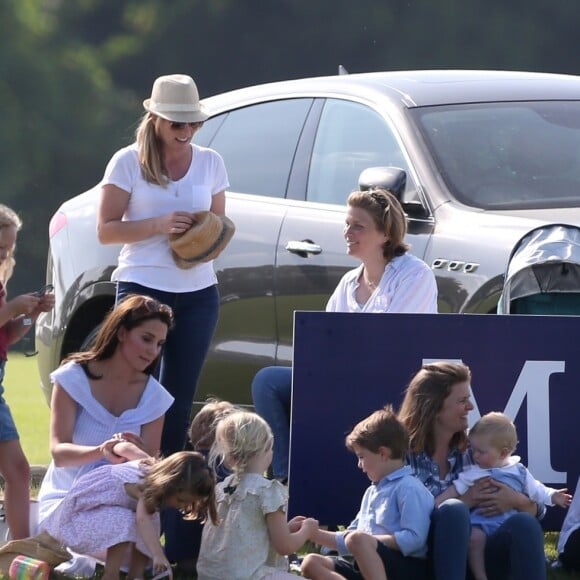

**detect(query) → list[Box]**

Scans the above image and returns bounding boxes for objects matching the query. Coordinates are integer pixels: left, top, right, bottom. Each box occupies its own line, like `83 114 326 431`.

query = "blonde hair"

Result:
135 113 169 186
0 204 22 285
469 412 518 454
140 451 218 524
189 398 237 451
209 411 273 479
346 405 408 459
347 188 409 262
399 362 472 455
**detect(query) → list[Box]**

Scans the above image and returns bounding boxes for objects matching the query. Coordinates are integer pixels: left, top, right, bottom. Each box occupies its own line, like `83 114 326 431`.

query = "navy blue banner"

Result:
288 312 579 530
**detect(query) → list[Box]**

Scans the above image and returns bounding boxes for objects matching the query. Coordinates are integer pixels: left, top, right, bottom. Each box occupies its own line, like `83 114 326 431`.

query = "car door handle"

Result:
285 239 323 257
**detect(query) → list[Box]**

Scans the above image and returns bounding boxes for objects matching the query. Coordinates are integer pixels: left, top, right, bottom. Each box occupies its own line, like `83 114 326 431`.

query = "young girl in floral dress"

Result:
196 411 318 580
42 447 217 580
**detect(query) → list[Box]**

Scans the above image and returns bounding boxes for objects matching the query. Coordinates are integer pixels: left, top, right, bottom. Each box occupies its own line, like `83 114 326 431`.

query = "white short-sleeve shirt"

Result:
102 143 229 293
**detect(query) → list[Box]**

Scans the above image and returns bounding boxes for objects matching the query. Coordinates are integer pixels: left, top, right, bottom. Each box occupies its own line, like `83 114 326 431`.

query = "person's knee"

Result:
345 530 376 555
505 512 542 542
435 498 470 531
0 448 30 484
251 367 277 398
301 553 330 576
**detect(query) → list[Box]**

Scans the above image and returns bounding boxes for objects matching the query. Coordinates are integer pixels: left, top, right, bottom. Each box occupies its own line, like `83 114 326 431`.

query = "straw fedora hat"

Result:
143 74 209 123
0 531 71 572
169 211 235 269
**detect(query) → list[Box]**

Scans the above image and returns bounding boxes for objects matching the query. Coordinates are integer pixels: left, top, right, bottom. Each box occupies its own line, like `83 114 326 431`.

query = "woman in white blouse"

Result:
252 188 438 482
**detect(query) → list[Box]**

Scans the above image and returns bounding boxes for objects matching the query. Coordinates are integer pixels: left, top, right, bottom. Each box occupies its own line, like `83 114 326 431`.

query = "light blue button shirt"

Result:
335 465 434 558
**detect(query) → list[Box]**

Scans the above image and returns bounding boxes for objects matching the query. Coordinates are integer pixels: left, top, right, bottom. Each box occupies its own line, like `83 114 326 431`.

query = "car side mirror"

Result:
358 166 407 200
358 166 428 219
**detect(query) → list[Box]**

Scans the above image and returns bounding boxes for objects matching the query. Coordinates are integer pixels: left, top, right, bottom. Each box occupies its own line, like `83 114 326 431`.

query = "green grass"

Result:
2 354 579 579
3 351 51 465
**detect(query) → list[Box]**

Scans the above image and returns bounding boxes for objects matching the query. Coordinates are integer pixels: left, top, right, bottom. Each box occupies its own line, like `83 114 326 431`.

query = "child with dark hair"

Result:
301 405 434 580
41 448 217 580
163 398 237 574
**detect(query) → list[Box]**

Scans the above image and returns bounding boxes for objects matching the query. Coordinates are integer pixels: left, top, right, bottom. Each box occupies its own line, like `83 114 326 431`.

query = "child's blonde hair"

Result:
209 411 273 478
140 451 218 524
189 398 237 451
469 412 518 454
0 204 22 285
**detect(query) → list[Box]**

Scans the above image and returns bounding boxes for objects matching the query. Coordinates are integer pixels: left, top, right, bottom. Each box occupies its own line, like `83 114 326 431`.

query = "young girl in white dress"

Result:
41 445 217 580
196 411 319 580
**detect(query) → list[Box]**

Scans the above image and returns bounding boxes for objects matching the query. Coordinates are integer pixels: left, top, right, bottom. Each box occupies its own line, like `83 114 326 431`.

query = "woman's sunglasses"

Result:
170 121 202 131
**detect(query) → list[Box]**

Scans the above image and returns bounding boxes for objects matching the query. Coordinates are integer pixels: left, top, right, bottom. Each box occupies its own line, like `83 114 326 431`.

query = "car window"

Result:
194 116 225 147
415 101 580 210
205 99 313 198
306 99 411 205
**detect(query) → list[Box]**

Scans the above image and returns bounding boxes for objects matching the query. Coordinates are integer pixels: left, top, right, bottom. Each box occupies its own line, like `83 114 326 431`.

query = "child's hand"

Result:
37 293 55 312
553 489 573 508
99 437 128 464
151 555 172 579
301 517 320 537
288 515 306 532
116 431 147 451
8 294 40 317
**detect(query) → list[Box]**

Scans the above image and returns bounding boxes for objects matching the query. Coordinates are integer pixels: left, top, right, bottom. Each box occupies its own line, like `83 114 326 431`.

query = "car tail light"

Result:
49 211 67 238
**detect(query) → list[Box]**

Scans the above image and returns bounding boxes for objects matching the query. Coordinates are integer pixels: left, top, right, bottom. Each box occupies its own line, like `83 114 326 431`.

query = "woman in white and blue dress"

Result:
37 295 175 569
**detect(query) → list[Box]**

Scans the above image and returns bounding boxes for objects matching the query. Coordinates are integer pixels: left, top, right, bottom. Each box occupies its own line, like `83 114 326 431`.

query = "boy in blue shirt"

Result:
301 405 434 580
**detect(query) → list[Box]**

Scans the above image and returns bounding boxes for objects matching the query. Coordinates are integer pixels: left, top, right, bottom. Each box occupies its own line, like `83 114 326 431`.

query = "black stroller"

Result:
497 223 580 315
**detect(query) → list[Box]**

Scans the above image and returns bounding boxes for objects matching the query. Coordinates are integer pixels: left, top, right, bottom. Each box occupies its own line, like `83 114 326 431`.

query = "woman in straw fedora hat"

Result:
97 73 230 572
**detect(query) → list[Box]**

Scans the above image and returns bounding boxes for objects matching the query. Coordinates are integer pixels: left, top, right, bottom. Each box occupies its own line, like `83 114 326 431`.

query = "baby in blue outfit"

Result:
438 412 572 580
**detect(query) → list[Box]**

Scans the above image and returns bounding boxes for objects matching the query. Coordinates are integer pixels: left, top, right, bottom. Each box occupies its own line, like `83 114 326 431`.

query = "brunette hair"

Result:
398 362 471 455
209 411 272 480
140 451 218 524
347 188 409 262
189 398 237 451
63 294 174 376
346 404 408 459
0 204 22 285
469 412 518 454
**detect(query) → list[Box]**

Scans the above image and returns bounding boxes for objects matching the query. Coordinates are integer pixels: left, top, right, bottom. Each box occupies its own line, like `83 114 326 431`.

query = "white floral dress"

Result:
197 473 291 580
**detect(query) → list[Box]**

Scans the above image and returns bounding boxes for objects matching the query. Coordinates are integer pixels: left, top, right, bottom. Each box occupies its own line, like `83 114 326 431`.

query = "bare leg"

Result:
346 531 388 580
0 440 30 539
102 542 131 580
468 527 488 580
126 544 148 580
301 553 345 579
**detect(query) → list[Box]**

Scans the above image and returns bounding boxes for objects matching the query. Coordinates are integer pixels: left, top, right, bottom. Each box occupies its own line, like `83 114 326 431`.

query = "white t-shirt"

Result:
102 143 229 293
325 253 438 313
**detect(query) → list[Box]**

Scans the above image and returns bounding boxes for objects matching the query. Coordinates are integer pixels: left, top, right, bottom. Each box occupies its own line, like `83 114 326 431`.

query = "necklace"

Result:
362 266 382 290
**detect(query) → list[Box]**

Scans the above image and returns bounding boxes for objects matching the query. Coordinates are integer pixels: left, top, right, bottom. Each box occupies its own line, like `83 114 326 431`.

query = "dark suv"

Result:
36 69 580 407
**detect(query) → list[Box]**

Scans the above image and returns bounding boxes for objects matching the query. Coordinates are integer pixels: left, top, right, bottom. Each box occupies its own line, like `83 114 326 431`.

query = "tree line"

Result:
2 0 580 293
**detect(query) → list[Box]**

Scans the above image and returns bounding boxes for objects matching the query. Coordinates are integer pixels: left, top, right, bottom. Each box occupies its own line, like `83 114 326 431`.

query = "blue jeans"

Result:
483 512 546 580
428 499 471 580
116 282 219 455
429 500 546 580
251 366 292 479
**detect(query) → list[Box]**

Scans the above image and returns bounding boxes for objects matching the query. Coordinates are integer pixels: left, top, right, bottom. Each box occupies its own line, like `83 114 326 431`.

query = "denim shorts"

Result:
0 360 18 441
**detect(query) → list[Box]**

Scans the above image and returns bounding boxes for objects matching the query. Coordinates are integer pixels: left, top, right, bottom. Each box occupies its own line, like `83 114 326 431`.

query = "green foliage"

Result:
3 352 50 465
3 0 580 298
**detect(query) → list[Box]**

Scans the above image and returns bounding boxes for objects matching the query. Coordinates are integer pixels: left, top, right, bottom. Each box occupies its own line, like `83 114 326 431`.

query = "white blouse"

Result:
325 253 438 313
